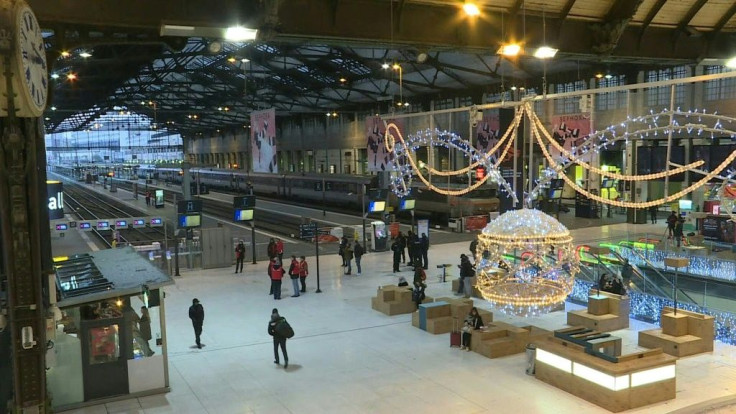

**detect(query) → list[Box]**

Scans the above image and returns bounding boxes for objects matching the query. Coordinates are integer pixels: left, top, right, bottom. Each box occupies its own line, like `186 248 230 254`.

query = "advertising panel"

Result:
549 113 591 161
251 108 277 173
475 109 500 161
702 215 736 243
47 181 64 220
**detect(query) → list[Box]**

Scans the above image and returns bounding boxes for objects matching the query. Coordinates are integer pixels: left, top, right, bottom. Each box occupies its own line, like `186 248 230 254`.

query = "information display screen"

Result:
679 200 693 211
97 221 110 230
399 199 415 210
234 209 254 221
369 200 386 212
55 224 68 231
115 220 128 228
150 218 163 227
132 219 146 227
79 222 91 230
178 214 201 228
155 190 165 208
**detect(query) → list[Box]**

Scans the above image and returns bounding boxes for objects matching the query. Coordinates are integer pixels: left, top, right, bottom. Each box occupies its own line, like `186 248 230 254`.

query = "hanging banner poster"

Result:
417 219 429 241
702 215 736 243
549 113 592 161
251 108 277 173
366 116 404 172
476 110 500 161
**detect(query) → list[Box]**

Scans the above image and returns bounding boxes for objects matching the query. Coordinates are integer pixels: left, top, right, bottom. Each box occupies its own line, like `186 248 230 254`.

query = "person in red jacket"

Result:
276 238 284 265
269 259 285 300
298 256 309 293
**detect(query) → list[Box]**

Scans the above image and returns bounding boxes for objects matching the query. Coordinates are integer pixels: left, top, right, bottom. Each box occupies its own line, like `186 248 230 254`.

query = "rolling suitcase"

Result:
450 317 461 348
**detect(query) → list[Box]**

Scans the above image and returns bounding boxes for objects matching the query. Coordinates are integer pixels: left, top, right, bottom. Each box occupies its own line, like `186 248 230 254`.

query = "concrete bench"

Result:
567 289 630 332
638 306 714 357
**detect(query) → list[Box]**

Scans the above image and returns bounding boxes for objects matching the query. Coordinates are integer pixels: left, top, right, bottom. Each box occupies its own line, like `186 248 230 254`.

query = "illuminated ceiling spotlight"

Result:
463 1 480 16
224 26 258 41
381 62 390 69
497 43 522 57
339 77 347 83
50 73 60 79
534 46 558 59
60 51 71 58
66 73 77 80
404 102 410 107
240 58 249 63
392 63 401 70
227 57 237 63
726 57 736 68
79 51 92 58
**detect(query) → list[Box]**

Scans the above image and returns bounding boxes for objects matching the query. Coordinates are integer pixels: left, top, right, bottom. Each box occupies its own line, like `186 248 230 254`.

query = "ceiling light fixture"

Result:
534 46 558 59
50 73 59 79
381 63 390 69
79 51 92 58
240 58 249 63
497 43 522 57
60 51 71 58
66 73 77 80
463 1 480 16
339 77 347 83
224 26 258 41
727 57 736 69
227 57 237 63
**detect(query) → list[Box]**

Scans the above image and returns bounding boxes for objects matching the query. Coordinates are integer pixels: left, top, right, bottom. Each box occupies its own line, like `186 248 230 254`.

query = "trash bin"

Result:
525 344 536 375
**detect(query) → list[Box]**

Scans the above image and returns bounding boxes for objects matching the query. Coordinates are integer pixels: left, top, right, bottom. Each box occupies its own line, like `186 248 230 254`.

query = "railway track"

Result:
61 180 171 247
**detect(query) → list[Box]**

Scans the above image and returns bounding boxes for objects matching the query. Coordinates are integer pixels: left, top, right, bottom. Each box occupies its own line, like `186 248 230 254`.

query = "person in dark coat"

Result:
458 254 474 296
391 239 402 272
460 307 484 351
419 233 429 269
234 240 246 273
267 308 289 368
353 241 364 275
406 231 416 266
267 238 277 260
674 217 684 247
188 298 204 349
397 232 407 264
667 211 678 237
649 202 657 224
412 264 427 308
469 239 478 261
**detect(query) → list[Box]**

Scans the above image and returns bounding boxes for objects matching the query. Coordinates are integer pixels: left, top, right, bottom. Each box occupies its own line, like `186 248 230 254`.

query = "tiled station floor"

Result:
58 222 736 414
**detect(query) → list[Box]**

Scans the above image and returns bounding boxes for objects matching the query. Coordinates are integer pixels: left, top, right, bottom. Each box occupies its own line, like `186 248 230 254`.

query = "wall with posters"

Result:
251 108 277 173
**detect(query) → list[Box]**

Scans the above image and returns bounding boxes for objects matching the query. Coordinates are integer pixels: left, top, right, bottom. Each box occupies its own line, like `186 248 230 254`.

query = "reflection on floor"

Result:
58 222 736 414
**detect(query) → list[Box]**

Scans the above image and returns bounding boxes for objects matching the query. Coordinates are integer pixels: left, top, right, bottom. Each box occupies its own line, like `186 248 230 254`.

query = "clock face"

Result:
16 4 48 115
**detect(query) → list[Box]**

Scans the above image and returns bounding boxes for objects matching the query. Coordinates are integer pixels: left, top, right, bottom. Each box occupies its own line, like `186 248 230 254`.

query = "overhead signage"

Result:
55 224 68 231
47 180 64 220
115 220 128 228
399 198 415 211
97 221 110 230
132 219 146 228
369 200 386 212
79 222 91 230
178 214 201 228
299 222 318 239
233 195 256 208
69 221 77 228
178 199 203 213
150 217 163 227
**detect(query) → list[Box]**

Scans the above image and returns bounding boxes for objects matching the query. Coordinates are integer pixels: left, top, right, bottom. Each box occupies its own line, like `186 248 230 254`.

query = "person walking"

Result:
298 256 308 293
275 238 284 265
288 255 300 297
391 238 401 272
267 308 289 368
234 240 246 273
269 259 285 300
469 239 478 261
397 232 407 264
343 242 354 275
420 233 429 269
458 254 474 296
188 298 204 349
139 306 154 356
353 240 364 275
145 191 151 206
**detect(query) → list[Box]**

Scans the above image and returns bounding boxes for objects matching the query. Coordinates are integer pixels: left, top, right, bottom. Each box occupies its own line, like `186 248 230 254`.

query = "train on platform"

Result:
53 164 500 224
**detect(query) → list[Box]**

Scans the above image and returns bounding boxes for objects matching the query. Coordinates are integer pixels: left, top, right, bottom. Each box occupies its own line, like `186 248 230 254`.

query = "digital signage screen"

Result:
55 224 68 231
79 222 91 230
369 200 386 212
132 219 146 228
399 199 415 211
115 220 128 228
150 218 163 227
97 221 110 230
178 214 201 228
234 209 254 221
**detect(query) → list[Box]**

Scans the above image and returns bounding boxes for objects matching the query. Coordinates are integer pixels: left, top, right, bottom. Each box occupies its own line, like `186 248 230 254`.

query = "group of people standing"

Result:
269 255 308 300
339 236 365 275
666 211 686 247
390 231 429 273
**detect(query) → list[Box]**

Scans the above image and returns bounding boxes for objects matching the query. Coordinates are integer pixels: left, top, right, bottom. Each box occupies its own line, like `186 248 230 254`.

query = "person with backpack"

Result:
267 308 292 368
288 255 300 297
234 240 246 273
342 242 354 275
298 256 309 293
353 241 364 275
268 258 285 300
338 236 348 266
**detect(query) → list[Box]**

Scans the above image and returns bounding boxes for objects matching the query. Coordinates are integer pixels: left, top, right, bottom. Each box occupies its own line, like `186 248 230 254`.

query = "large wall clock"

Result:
0 0 48 118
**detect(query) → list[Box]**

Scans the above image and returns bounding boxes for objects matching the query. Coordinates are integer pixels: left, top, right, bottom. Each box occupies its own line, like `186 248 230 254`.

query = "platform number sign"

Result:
299 223 318 239
177 200 203 228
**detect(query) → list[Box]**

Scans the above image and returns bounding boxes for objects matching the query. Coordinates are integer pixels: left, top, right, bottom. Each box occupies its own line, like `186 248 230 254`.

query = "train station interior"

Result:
2 0 736 413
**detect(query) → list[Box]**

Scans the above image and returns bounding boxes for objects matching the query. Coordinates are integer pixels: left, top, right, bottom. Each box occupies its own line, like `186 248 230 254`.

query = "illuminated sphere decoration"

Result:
474 208 579 316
